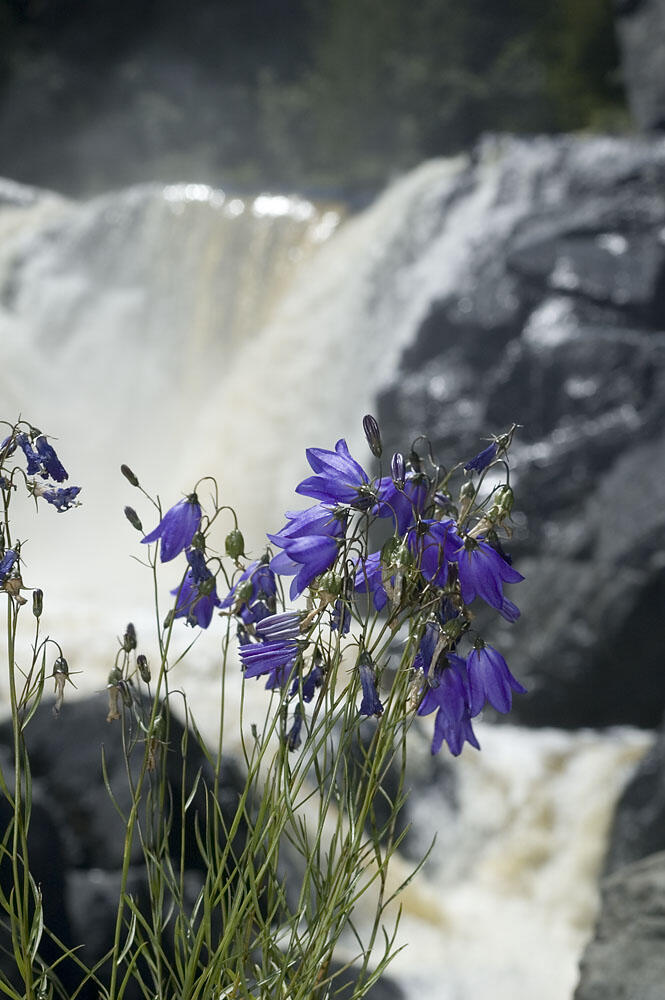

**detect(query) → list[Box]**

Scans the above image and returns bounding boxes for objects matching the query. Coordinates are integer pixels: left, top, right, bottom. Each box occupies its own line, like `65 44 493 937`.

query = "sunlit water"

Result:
0 147 652 999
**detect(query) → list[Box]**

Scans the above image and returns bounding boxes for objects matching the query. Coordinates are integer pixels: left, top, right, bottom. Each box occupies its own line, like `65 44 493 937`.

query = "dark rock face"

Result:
378 134 665 729
0 694 246 998
0 695 404 999
614 0 665 130
574 851 665 1000
604 717 665 874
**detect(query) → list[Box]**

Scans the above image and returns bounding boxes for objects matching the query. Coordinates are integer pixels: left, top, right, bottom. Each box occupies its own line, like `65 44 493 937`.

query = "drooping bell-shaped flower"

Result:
446 533 523 614
34 436 68 482
39 485 81 512
0 548 18 584
417 653 479 756
142 494 201 562
353 551 390 612
375 473 428 535
407 518 454 588
466 642 526 717
171 549 221 629
220 558 277 624
15 434 42 476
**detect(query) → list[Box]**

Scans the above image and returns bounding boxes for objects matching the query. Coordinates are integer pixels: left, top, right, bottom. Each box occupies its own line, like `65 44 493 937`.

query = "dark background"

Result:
0 0 626 197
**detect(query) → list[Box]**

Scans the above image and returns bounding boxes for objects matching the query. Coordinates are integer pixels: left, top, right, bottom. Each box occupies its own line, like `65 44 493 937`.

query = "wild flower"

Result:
142 494 201 562
220 558 277 624
36 485 81 511
171 549 221 628
466 642 527 716
464 440 498 472
295 438 373 508
446 532 524 614
239 636 300 689
357 653 383 717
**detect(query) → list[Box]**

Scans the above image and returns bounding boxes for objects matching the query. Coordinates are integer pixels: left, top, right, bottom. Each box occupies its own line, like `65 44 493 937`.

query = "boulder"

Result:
605 719 665 874
575 851 665 1000
378 135 665 728
614 0 665 131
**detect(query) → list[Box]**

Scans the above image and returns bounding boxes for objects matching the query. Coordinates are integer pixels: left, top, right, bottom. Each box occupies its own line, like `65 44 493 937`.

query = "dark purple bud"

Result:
357 652 383 718
464 441 498 474
362 414 382 458
225 529 245 560
391 452 405 488
120 464 139 487
124 506 143 532
123 623 137 652
137 654 151 683
286 705 304 751
32 588 43 618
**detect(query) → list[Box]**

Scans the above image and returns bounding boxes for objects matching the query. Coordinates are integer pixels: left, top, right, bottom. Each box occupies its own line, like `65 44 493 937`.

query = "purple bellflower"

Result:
446 533 524 617
15 434 42 476
0 549 18 584
142 494 201 562
286 705 304 750
354 551 389 612
34 436 68 482
330 599 351 635
417 653 479 756
221 559 277 625
39 486 81 512
358 654 383 717
375 474 428 535
239 638 299 689
466 643 526 717
407 519 454 588
256 612 302 642
291 660 324 702
269 506 344 600
464 441 498 473
295 439 372 509
171 550 221 628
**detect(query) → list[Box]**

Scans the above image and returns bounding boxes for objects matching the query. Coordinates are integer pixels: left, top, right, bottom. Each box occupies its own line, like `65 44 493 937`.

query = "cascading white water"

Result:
0 148 652 1000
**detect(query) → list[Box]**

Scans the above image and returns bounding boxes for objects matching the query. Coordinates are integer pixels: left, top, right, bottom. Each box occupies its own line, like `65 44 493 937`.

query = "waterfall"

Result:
0 147 652 1000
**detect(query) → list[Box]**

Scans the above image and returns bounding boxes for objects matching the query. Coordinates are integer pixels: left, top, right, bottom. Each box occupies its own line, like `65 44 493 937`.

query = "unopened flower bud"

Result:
199 576 216 597
137 654 150 683
317 571 340 599
362 414 382 458
120 464 139 487
391 452 405 488
52 656 69 716
496 485 514 516
124 506 143 532
191 531 206 552
107 667 122 686
53 656 68 678
235 580 254 606
225 529 245 560
123 623 137 652
152 715 167 742
32 588 43 618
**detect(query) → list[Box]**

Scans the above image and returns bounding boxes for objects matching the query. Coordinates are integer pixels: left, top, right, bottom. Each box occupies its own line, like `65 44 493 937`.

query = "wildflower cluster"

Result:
139 417 525 757
0 421 81 607
229 419 524 754
1 420 81 515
